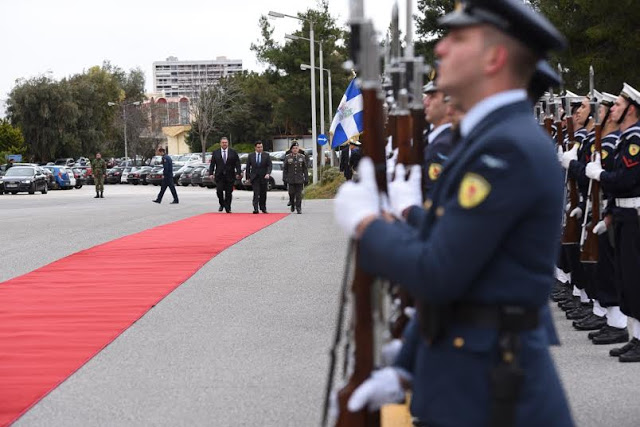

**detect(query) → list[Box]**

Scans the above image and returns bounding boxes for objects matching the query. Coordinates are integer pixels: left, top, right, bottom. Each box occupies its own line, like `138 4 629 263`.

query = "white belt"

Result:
615 197 640 208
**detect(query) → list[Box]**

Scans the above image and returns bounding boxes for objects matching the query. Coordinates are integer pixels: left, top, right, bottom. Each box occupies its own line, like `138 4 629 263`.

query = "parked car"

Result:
75 165 93 185
129 166 152 185
190 166 207 186
202 171 215 189
70 167 85 188
147 167 164 186
43 165 72 189
63 167 77 188
240 161 285 191
0 166 48 194
106 167 125 184
120 166 136 184
173 164 192 185
178 165 196 186
54 158 75 167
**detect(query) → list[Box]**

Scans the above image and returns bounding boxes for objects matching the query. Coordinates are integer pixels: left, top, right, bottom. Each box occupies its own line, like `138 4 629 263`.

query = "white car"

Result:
241 160 285 191
63 167 76 188
120 167 138 184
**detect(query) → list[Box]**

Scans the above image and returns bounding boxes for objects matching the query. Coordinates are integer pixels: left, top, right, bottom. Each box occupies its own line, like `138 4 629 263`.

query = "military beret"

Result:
621 83 640 107
439 0 567 56
290 141 299 148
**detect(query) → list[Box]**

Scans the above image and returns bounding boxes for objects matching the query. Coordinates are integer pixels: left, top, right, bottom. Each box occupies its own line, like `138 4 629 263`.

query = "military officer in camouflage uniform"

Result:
91 152 106 198
283 142 308 214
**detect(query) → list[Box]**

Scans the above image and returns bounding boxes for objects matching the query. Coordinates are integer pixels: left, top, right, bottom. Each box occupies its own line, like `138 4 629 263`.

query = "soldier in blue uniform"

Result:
334 1 574 425
422 80 458 198
586 83 640 362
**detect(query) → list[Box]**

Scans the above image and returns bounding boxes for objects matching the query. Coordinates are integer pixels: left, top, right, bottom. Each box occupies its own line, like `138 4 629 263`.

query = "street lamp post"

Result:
269 11 318 184
108 101 141 162
300 63 334 166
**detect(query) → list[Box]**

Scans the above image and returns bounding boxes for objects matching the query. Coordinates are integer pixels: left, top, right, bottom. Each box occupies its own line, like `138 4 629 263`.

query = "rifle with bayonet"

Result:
332 1 386 425
562 88 581 245
580 66 601 262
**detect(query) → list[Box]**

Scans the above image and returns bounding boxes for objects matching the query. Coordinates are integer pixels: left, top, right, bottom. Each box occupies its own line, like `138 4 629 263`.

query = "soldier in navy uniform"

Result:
421 80 458 198
152 148 179 204
334 1 573 425
586 83 640 362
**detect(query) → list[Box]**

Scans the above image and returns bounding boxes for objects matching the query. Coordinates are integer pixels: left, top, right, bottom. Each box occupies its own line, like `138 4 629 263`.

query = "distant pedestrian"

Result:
153 148 179 204
91 152 107 198
209 137 241 213
340 140 361 180
6 158 14 170
283 141 308 214
246 141 272 214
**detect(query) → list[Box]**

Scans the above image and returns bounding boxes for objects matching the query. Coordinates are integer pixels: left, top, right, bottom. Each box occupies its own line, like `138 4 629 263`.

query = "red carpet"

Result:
0 213 287 426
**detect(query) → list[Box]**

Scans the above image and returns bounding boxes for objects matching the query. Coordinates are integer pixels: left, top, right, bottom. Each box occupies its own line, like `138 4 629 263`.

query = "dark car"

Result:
128 166 152 185
75 165 93 185
202 171 215 189
178 166 195 186
54 158 75 167
190 166 207 186
43 165 72 189
1 166 48 194
147 167 164 186
106 167 124 184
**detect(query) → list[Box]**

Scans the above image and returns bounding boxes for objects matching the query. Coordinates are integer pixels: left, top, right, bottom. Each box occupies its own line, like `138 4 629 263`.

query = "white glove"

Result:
334 157 380 237
404 306 416 319
593 220 608 235
565 202 571 212
570 207 583 219
381 339 403 367
556 146 564 163
561 145 578 169
347 367 405 412
388 164 422 218
585 154 603 181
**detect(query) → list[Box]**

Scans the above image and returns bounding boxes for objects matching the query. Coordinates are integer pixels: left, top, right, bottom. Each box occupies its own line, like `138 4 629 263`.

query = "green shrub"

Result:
304 167 345 199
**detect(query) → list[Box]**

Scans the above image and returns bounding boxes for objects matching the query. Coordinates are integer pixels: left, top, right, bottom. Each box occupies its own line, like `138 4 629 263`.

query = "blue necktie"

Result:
257 154 261 165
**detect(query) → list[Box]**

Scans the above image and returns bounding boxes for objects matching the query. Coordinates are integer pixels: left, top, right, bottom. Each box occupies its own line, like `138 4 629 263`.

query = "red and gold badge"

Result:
458 173 491 209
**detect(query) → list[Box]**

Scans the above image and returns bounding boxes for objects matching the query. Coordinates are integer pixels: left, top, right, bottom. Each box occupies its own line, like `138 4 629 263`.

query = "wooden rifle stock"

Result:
411 108 426 166
562 117 581 245
544 117 554 136
580 124 602 262
395 113 412 165
335 87 386 427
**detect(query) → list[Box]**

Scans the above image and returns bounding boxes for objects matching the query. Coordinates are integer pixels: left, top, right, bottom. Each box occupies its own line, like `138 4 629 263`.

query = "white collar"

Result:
428 123 453 144
460 89 528 138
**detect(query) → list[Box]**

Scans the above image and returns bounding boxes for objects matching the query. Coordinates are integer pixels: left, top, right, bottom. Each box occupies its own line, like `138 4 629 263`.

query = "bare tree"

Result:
191 78 247 159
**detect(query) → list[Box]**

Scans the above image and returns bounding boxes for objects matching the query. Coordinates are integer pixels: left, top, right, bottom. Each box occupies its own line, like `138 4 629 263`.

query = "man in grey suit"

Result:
245 141 272 214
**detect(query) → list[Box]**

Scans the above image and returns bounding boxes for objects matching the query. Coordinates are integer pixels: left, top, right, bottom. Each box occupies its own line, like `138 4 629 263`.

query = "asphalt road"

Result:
1 185 639 426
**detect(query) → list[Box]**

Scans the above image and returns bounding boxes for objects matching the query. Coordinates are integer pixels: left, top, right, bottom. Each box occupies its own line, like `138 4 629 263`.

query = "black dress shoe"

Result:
225 208 231 213
290 205 295 212
218 205 224 212
573 314 607 331
619 340 640 362
152 199 161 204
566 305 592 320
588 326 608 340
170 200 179 204
559 298 581 311
551 288 572 302
592 326 629 345
610 338 638 356
261 209 268 213
297 210 301 214
253 210 259 214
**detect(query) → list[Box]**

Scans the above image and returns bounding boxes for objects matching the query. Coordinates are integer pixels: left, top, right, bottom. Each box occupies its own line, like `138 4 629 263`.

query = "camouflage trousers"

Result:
94 174 104 192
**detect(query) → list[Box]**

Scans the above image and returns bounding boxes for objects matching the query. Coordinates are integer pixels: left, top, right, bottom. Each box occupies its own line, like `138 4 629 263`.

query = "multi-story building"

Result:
152 56 243 98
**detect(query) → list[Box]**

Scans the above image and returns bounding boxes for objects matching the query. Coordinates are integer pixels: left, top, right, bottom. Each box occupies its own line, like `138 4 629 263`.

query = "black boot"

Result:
591 326 629 346
573 314 607 331
609 338 638 356
94 191 100 198
100 191 104 198
618 339 640 362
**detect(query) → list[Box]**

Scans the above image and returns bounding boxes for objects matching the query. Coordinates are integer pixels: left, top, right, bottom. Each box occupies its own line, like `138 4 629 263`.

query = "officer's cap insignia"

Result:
428 163 443 181
458 173 491 209
629 144 640 157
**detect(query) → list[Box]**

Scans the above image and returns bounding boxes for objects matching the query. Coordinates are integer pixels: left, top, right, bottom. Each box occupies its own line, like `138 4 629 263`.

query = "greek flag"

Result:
329 79 363 149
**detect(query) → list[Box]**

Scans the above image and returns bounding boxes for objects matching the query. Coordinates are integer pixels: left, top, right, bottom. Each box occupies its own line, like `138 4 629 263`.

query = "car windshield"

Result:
5 167 35 176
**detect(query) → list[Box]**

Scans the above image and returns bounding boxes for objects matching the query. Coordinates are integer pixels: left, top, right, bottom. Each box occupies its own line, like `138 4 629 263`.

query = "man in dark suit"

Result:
335 1 573 426
245 141 272 214
208 137 241 213
152 148 178 204
340 140 362 180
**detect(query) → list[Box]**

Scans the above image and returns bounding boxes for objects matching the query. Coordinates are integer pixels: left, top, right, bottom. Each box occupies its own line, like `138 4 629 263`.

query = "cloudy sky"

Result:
0 0 420 116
